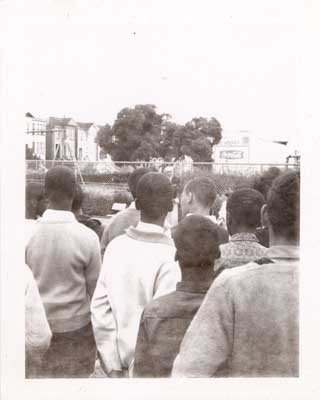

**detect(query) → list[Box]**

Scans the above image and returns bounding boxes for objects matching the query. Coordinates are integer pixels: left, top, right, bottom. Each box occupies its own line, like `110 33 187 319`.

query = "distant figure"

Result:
25 265 52 378
72 184 103 239
179 177 229 244
91 172 181 377
26 166 101 378
133 215 221 377
172 170 300 377
100 167 151 257
215 188 266 271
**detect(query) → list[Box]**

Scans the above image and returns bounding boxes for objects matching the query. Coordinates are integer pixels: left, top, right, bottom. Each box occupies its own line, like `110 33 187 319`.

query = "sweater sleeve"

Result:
85 234 102 300
90 257 122 373
171 281 233 377
153 260 181 299
25 266 52 360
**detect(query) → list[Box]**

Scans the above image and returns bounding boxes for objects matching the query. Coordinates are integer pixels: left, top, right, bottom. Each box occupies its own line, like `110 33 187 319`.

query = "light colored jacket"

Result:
172 246 299 377
25 265 51 359
91 222 181 374
26 209 101 333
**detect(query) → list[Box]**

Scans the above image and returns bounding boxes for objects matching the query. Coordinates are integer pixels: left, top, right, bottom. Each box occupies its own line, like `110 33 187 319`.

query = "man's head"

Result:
263 170 300 245
128 167 151 199
135 172 173 225
253 167 282 199
226 188 265 235
180 177 217 217
71 184 84 215
173 215 221 271
44 166 76 210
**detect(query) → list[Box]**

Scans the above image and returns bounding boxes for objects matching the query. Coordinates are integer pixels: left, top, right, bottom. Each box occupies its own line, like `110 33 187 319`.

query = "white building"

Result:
77 122 100 161
25 112 47 160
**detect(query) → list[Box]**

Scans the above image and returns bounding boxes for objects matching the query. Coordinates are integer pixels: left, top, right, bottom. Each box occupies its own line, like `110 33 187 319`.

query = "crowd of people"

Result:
25 164 299 378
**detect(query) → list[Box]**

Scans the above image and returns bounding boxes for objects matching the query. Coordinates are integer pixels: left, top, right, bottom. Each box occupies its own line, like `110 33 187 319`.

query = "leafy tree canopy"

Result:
96 105 222 162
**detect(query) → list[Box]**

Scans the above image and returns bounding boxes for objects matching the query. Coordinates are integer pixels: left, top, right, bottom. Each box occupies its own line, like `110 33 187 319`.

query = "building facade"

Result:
25 112 47 160
46 117 78 160
77 122 100 161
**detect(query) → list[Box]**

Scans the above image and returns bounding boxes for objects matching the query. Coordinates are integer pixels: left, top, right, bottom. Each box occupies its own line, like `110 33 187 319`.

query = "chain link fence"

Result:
26 160 299 195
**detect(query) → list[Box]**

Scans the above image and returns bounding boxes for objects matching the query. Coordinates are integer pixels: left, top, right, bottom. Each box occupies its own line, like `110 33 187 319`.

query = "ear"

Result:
135 198 141 211
261 204 269 228
226 211 232 226
187 191 193 204
168 198 174 212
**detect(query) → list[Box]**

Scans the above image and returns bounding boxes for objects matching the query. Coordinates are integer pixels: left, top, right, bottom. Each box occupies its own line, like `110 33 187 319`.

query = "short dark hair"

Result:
253 167 282 199
173 215 221 269
71 184 84 212
136 172 173 219
44 166 76 200
267 170 300 241
184 177 217 208
227 188 265 229
128 167 151 199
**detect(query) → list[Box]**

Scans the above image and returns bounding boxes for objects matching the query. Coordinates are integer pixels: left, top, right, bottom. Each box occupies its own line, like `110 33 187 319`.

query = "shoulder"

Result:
142 291 178 318
213 261 264 288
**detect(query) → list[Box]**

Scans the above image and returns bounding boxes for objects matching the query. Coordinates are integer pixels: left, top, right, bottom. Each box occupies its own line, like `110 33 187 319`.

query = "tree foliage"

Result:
96 105 222 162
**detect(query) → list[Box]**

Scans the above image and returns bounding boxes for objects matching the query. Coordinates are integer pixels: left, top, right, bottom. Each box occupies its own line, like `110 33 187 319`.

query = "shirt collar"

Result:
136 221 165 234
40 209 77 222
176 280 212 294
230 232 259 242
128 201 137 209
265 245 299 260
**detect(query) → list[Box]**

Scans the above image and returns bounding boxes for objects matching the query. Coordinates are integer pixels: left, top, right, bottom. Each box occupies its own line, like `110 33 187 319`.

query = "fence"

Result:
26 160 299 196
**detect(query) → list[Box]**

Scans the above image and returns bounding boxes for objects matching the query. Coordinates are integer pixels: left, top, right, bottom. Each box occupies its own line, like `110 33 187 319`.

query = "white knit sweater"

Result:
91 222 181 374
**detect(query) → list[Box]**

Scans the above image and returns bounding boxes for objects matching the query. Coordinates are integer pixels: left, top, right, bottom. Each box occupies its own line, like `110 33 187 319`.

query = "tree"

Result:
109 104 165 161
96 123 113 154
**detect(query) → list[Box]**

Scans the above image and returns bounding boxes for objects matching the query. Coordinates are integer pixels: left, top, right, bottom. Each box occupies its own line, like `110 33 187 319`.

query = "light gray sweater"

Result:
26 209 101 333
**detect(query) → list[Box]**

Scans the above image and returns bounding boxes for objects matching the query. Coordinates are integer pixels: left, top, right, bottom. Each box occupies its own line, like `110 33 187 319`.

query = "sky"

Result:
4 0 302 146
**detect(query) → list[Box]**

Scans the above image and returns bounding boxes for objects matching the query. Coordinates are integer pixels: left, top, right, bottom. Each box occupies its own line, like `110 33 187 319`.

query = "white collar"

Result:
136 221 165 234
41 209 77 222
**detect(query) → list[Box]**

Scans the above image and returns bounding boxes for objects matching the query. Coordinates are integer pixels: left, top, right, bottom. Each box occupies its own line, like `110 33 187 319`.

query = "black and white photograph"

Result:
1 0 319 399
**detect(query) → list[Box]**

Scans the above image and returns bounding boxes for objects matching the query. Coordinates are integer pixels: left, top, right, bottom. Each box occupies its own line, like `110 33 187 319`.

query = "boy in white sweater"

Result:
91 172 181 377
26 166 101 378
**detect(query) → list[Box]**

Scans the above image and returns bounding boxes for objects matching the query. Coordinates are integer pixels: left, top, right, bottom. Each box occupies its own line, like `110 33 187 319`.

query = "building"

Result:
25 112 47 160
46 117 78 160
213 131 295 165
77 122 100 161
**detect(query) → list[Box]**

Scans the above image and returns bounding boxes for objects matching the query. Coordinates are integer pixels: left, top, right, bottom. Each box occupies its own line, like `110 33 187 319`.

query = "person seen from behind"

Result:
133 215 221 377
91 172 181 377
215 188 266 271
26 166 101 378
172 170 300 377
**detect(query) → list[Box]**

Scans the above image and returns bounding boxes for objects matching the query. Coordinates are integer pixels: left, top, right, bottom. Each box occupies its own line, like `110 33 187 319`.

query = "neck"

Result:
140 213 166 227
189 205 210 217
48 200 72 211
231 226 256 235
180 266 214 283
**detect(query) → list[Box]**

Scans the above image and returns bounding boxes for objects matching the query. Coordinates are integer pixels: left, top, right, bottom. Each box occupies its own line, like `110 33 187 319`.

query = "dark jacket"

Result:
133 280 211 377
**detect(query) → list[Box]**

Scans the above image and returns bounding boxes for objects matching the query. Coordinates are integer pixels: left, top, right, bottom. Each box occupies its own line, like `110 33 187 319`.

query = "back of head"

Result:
227 188 265 230
184 177 217 208
253 167 282 199
136 172 173 220
267 170 300 242
71 184 84 213
44 166 76 202
128 167 151 199
173 215 221 269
